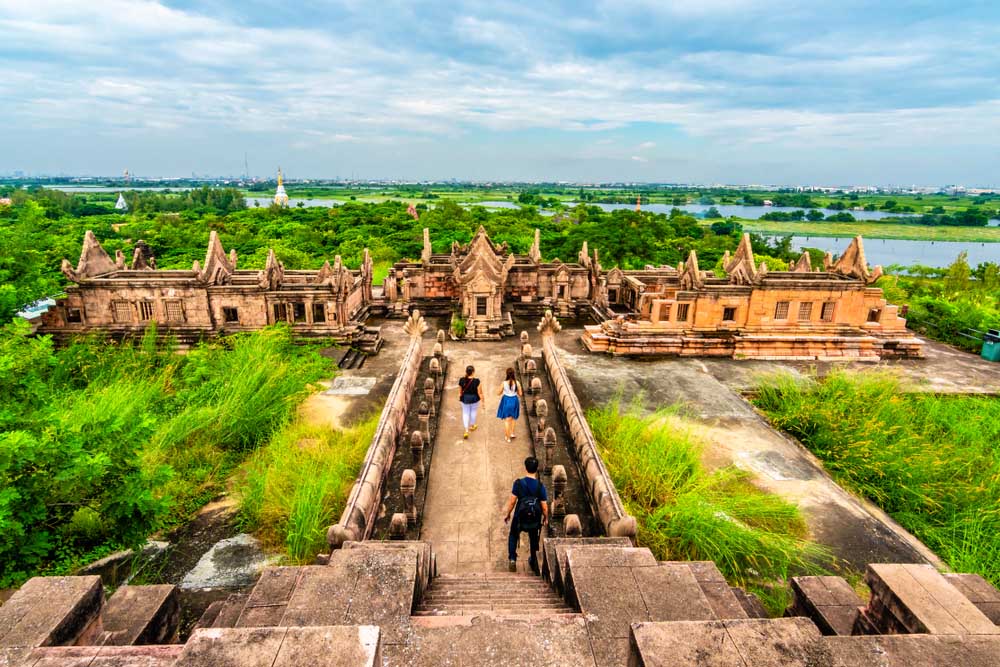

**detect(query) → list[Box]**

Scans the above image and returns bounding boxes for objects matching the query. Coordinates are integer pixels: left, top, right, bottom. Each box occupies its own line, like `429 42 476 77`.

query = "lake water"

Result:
769 235 1000 269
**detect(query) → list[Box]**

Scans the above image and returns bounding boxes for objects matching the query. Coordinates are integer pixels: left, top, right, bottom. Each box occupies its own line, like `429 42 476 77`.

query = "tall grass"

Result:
236 416 376 562
589 398 830 614
753 371 1000 587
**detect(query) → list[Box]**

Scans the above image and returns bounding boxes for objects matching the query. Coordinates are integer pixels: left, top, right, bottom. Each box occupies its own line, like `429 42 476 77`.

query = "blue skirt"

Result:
496 394 520 420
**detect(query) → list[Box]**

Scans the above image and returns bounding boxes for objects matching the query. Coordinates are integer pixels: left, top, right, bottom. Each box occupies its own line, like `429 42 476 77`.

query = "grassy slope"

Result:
753 371 1000 587
589 399 830 614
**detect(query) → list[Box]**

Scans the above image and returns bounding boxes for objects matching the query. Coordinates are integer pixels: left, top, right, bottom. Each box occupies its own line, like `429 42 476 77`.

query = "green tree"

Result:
944 252 971 293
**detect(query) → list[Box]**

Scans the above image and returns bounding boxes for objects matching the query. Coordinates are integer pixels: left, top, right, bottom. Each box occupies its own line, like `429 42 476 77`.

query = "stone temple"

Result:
39 226 922 359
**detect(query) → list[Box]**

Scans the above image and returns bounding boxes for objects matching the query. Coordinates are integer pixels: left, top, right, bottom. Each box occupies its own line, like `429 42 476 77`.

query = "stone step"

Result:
419 601 571 610
412 608 577 617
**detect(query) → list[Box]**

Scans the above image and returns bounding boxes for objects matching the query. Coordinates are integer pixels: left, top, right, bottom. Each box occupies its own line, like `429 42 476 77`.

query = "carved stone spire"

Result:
199 231 236 285
831 236 882 283
115 249 127 270
259 248 284 289
725 233 758 285
529 228 541 263
792 251 812 273
679 250 704 289
421 228 432 264
62 230 117 282
578 240 590 267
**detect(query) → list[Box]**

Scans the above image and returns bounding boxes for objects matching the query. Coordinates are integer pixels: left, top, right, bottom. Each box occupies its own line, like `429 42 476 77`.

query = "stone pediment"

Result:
62 230 117 282
199 231 236 285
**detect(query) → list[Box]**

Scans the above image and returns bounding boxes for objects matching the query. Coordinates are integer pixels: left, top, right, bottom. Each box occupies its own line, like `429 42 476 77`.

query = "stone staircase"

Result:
414 572 576 617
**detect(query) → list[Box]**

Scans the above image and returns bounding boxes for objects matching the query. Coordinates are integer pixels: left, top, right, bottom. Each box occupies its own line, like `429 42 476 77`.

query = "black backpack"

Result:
515 478 543 528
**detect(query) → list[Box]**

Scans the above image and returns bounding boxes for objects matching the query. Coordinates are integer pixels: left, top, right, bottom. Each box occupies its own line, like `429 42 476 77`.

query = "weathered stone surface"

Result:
0 576 104 648
16 644 183 667
634 564 716 622
685 562 748 620
944 573 1000 625
865 564 999 635
177 626 380 667
101 585 180 645
180 534 273 590
790 576 863 636
630 618 826 667
825 634 1000 667
542 538 631 595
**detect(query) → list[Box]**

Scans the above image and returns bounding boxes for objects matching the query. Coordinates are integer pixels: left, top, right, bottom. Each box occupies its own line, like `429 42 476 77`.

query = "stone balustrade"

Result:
535 310 637 541
328 310 428 548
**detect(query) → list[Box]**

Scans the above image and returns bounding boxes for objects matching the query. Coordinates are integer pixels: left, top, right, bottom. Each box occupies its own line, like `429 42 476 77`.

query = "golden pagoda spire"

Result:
274 166 289 206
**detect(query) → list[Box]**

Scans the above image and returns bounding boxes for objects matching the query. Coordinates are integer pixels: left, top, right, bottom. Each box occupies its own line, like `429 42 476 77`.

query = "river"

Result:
769 235 1000 269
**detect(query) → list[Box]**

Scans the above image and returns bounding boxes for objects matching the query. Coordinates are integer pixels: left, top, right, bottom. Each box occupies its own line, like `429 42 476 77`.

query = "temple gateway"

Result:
40 226 922 359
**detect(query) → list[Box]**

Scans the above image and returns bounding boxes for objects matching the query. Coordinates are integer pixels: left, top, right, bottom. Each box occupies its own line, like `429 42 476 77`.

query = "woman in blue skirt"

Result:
496 367 522 443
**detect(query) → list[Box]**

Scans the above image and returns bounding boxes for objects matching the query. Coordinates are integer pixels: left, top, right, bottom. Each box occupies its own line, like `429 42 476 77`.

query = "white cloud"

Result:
631 155 648 162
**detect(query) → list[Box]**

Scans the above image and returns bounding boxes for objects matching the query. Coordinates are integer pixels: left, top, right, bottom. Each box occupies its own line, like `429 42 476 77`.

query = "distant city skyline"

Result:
1 1 998 185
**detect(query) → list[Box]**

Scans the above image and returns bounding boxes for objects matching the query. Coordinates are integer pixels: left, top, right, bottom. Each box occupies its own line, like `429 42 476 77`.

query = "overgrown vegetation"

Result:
236 416 376 562
879 252 1000 352
0 322 328 586
589 398 830 614
753 371 1000 588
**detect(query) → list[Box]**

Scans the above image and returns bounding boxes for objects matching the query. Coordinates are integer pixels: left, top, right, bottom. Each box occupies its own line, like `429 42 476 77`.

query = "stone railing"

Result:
328 310 428 548
536 310 637 540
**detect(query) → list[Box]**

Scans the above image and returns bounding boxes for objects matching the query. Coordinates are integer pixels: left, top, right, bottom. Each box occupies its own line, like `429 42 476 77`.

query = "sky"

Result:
1 1 998 186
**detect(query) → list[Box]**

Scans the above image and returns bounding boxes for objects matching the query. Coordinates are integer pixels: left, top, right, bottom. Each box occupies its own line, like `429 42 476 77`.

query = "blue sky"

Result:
1 1 998 185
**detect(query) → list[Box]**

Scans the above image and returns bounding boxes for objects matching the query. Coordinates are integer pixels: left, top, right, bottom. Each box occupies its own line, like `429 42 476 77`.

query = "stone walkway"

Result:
420 343 538 574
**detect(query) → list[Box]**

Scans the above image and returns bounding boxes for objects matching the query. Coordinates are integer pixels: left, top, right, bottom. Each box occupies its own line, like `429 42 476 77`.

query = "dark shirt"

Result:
459 377 481 403
512 476 548 502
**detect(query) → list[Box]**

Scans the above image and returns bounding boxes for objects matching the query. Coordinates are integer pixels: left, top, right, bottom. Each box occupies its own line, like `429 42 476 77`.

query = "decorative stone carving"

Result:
543 427 557 474
436 329 446 344
410 430 425 479
725 233 758 285
423 377 436 417
521 343 533 359
389 513 407 539
520 331 530 344
528 228 541 263
679 250 704 290
534 398 548 419
564 514 582 537
525 358 537 380
432 342 443 359
537 309 562 337
551 465 567 517
418 401 430 443
200 231 237 285
831 235 883 284
404 309 428 337
258 248 284 289
61 230 118 282
421 227 432 264
401 469 417 524
530 377 542 395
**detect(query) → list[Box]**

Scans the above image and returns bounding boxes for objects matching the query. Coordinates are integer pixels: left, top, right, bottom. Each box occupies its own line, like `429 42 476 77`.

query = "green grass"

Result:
733 218 1000 242
589 398 831 614
753 371 1000 587
236 416 376 562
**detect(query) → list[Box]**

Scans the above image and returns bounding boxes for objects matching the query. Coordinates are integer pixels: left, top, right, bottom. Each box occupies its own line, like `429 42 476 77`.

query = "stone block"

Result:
944 573 1000 625
177 626 380 667
685 562 748 620
633 564 716 622
0 576 104 648
570 565 649 640
17 644 183 667
541 537 631 595
866 564 999 635
629 618 825 667
101 585 180 645
825 634 1000 667
235 567 302 628
790 576 863 636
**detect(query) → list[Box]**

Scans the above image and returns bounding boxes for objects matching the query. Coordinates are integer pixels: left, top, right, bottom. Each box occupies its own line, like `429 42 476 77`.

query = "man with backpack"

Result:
502 456 549 573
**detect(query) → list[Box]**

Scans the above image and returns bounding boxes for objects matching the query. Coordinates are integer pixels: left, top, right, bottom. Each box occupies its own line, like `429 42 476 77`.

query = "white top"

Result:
502 381 519 397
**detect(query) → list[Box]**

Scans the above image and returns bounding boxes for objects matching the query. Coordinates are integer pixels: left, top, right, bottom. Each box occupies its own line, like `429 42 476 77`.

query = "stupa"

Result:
273 167 289 207
114 193 128 211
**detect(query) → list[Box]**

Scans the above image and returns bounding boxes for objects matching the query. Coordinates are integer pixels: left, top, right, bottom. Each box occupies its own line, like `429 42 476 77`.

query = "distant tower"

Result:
635 195 641 212
115 193 128 212
274 167 289 207
406 203 419 220
123 169 131 183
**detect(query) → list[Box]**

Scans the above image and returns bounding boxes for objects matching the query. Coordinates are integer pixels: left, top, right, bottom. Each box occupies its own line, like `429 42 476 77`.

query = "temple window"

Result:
608 288 618 303
273 303 287 322
774 301 790 319
66 308 83 324
557 285 566 299
676 303 690 322
659 303 672 321
722 307 736 321
292 302 307 323
223 307 239 323
798 302 813 321
112 300 132 323
821 302 836 321
137 301 154 321
476 297 488 316
867 308 882 323
312 303 326 323
166 301 185 322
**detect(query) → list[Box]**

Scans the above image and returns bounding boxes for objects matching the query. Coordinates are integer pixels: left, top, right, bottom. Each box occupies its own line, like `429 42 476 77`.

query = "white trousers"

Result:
462 401 479 430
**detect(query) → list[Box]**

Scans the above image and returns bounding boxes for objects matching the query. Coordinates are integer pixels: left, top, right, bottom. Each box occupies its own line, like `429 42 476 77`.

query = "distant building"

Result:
0 197 11 207
762 199 773 206
274 168 289 206
115 193 128 211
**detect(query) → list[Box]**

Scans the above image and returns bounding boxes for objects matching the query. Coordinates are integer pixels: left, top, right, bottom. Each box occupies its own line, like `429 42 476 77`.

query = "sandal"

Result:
470 424 478 431
463 431 469 439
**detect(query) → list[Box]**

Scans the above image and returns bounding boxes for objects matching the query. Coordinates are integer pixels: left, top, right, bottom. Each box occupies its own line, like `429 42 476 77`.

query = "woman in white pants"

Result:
458 365 483 439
